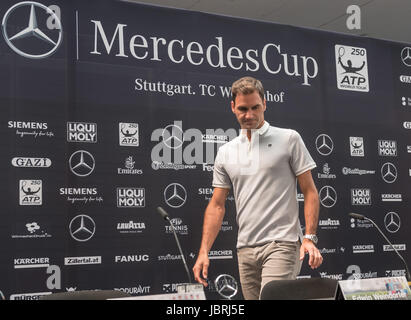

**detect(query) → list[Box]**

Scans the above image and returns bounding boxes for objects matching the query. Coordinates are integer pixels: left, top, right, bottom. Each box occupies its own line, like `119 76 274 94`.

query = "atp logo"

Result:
119 123 139 146
19 179 42 205
335 44 369 92
1 2 62 59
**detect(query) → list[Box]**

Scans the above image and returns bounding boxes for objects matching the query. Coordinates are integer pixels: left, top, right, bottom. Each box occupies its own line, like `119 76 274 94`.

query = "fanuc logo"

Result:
1 2 62 59
335 44 369 92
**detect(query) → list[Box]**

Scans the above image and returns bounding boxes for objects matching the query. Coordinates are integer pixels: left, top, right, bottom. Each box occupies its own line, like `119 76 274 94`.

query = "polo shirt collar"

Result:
257 121 270 136
239 121 270 140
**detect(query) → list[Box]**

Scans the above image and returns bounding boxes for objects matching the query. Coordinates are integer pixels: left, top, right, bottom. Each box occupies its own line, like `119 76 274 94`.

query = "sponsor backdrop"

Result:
0 0 410 300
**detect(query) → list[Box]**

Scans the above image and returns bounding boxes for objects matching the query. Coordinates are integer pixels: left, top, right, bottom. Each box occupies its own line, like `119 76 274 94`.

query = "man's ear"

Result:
231 100 235 113
263 99 267 112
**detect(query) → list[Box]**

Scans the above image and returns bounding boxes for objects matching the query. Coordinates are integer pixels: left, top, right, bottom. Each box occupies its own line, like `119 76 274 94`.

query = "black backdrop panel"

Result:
0 0 409 300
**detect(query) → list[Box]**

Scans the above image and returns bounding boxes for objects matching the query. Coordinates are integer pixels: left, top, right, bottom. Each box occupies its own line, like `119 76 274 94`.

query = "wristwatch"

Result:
303 234 318 244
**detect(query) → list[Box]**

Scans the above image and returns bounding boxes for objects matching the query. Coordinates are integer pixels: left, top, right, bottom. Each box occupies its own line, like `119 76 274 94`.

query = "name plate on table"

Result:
338 276 411 300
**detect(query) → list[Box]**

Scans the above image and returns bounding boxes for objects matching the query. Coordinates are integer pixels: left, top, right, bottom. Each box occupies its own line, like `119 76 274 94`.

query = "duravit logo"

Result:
1 1 62 59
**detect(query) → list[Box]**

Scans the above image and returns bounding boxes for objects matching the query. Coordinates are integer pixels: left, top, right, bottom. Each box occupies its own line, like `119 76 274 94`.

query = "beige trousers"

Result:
237 240 302 300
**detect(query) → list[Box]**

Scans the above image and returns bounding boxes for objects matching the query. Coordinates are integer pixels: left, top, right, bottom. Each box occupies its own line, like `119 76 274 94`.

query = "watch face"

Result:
305 235 318 243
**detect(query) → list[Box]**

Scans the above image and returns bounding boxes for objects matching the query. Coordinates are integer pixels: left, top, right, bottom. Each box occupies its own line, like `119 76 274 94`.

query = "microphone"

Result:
157 206 192 283
157 206 169 221
348 212 365 220
349 213 411 281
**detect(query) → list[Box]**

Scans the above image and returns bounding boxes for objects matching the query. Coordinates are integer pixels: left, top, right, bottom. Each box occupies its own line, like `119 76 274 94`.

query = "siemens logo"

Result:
60 188 98 195
8 121 47 130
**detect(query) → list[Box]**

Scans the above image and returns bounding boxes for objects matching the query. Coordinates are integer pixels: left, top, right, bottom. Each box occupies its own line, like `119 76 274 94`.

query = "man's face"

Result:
231 91 266 130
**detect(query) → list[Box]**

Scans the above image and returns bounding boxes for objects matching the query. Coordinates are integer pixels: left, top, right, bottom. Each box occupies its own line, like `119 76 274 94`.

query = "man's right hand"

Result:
192 252 210 287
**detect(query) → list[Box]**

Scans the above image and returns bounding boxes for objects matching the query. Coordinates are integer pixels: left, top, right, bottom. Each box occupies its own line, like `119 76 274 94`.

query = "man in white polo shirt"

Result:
193 76 323 300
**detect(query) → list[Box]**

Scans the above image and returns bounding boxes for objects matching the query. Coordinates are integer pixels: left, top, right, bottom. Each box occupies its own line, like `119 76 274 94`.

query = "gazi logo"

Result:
335 45 369 92
19 180 42 205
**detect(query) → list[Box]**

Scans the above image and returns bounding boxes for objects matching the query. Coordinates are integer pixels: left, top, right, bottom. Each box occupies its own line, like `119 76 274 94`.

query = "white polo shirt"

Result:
212 121 316 249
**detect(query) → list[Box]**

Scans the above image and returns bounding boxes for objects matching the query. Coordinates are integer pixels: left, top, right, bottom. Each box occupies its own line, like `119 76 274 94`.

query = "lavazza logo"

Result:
319 217 340 230
117 220 146 234
335 44 369 92
67 122 97 143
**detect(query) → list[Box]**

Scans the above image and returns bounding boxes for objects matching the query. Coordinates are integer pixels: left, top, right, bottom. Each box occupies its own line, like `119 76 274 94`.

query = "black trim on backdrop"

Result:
0 0 410 299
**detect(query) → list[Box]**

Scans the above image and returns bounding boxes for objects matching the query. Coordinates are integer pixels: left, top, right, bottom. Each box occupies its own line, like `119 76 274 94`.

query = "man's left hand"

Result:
299 239 323 269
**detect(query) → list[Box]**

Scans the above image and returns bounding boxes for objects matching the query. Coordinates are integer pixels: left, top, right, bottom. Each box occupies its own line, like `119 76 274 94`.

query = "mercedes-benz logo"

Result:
214 274 238 300
381 162 397 184
69 150 95 177
315 134 334 156
319 186 337 208
164 183 187 208
162 124 184 149
69 214 95 242
401 47 411 67
384 212 401 233
2 1 63 59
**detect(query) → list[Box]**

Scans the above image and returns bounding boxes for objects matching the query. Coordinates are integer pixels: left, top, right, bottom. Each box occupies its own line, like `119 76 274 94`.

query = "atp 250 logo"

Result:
335 44 369 92
1 1 62 59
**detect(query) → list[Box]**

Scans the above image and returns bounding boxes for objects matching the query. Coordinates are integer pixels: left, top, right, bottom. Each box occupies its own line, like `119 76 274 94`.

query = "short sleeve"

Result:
212 146 232 189
289 130 316 176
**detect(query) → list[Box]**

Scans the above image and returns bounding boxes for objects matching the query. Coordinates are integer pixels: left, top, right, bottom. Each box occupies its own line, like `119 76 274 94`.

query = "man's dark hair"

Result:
231 77 265 104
